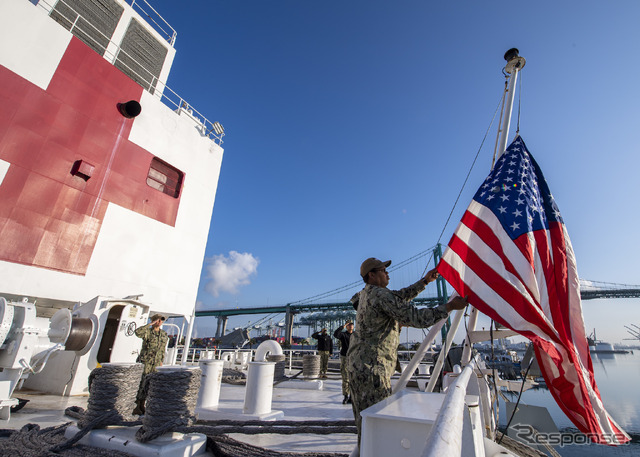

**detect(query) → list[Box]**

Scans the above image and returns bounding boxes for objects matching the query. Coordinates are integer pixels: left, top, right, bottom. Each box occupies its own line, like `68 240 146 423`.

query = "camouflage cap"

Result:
150 313 166 321
360 258 391 278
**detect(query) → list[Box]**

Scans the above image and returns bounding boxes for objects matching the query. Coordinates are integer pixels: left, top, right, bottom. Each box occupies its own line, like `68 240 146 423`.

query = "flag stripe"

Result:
441 244 555 343
465 201 541 302
446 233 561 343
437 136 629 444
533 225 567 336
453 209 561 339
440 245 565 364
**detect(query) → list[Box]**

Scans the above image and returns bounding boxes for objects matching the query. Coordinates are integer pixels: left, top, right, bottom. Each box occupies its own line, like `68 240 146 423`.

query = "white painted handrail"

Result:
421 358 477 457
35 0 224 145
392 317 447 393
425 307 465 392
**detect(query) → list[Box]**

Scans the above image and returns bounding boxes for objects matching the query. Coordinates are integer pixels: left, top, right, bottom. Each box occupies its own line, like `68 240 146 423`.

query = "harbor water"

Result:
498 350 640 456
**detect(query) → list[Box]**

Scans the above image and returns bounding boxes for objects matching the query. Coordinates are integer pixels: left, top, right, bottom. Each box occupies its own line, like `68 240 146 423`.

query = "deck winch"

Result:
0 297 87 419
0 295 151 420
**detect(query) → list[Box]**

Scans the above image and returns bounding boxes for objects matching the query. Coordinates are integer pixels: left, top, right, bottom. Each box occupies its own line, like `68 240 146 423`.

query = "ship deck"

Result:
4 371 357 455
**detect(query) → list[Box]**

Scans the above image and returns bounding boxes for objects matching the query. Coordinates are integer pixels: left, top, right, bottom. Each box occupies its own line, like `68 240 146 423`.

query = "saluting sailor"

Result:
133 313 169 415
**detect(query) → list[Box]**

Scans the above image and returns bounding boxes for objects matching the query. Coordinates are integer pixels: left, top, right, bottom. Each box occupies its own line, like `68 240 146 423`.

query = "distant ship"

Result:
588 329 629 354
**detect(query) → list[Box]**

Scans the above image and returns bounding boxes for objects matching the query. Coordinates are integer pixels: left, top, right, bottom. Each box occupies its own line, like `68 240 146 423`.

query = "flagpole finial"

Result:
504 48 526 74
504 48 520 61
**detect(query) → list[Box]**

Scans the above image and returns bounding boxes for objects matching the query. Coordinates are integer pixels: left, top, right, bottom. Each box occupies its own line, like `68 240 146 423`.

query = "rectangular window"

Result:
147 158 183 198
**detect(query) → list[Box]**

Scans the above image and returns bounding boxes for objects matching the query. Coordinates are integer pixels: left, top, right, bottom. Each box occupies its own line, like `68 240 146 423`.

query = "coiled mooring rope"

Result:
267 354 287 381
207 434 350 457
0 423 136 457
302 354 320 379
0 423 351 457
50 363 143 453
136 366 202 442
79 363 143 428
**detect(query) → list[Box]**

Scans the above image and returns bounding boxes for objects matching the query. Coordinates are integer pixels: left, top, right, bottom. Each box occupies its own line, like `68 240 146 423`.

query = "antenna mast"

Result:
461 48 526 366
496 48 526 158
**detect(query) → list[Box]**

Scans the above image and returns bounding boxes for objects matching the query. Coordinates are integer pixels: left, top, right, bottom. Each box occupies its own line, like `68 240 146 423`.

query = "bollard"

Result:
196 359 224 409
243 361 276 415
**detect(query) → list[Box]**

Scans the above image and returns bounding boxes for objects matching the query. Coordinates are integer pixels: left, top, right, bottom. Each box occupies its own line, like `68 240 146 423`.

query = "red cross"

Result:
0 37 181 275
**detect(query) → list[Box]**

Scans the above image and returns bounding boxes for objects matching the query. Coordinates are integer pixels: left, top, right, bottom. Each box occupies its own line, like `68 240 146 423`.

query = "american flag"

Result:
438 136 630 444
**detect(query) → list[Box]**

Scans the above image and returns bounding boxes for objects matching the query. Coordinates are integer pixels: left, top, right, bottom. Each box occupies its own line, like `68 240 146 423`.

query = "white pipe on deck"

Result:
254 339 283 362
460 307 479 364
196 359 224 409
243 361 276 415
180 308 196 365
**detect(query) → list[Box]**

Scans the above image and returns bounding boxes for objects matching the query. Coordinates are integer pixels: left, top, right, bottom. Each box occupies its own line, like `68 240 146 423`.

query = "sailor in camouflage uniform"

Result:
133 313 169 414
347 258 467 445
311 328 333 378
334 320 354 403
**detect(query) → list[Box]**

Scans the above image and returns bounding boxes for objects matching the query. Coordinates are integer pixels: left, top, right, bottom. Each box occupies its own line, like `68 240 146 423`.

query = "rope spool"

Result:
78 363 143 429
49 363 142 453
136 366 202 442
65 317 95 352
302 354 320 379
266 354 286 381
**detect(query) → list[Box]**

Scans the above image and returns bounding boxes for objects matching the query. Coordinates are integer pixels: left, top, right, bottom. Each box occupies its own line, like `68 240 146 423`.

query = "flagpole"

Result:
496 48 526 158
461 49 526 366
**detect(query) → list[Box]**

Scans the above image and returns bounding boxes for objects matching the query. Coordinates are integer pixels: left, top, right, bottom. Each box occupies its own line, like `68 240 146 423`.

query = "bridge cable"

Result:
273 87 511 310
289 247 438 306
435 90 506 248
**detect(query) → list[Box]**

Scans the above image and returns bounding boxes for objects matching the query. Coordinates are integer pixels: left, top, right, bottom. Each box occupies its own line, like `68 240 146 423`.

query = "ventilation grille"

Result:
50 0 123 56
115 19 168 94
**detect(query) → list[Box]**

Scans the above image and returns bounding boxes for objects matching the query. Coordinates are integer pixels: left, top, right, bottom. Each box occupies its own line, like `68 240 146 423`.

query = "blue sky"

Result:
150 1 640 344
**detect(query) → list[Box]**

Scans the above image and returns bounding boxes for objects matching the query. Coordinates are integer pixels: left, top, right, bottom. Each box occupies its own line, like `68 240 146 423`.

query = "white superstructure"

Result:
0 0 224 398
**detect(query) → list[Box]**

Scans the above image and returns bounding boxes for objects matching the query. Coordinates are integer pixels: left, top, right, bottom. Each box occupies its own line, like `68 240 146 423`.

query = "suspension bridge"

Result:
195 244 640 343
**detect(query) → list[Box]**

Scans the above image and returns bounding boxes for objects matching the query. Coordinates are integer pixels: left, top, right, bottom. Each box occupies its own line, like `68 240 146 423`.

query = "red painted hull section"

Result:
0 37 181 275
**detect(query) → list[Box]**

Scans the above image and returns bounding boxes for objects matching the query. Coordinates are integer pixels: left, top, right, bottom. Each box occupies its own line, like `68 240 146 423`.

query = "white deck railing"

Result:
422 358 478 457
170 347 320 371
33 0 224 145
126 0 176 45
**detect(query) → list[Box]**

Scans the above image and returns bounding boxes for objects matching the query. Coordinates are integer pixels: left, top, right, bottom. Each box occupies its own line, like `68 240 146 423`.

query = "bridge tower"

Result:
284 305 296 345
434 243 451 343
215 316 228 338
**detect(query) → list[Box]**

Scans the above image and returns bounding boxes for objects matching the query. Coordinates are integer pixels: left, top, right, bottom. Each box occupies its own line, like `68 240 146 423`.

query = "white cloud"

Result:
204 251 259 297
